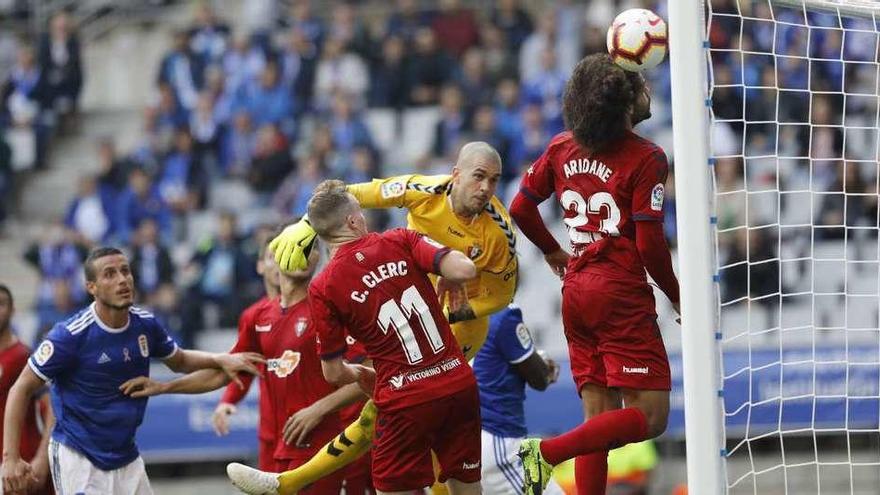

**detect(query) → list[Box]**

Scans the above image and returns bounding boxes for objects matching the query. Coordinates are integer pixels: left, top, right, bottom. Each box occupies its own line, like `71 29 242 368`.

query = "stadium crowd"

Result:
2 0 873 347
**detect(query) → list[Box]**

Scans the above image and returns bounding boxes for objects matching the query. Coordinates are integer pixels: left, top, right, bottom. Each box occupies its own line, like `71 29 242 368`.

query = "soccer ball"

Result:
606 9 668 72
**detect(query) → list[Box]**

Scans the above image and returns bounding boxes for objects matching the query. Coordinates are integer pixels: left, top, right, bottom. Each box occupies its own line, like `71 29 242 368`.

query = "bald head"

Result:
456 141 502 172
450 142 502 217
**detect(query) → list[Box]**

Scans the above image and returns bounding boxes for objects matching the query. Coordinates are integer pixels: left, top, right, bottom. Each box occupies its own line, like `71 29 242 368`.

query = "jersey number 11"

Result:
377 285 445 365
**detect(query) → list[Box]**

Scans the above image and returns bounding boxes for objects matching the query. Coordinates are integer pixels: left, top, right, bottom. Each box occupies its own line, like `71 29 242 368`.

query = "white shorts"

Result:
480 430 564 495
48 439 153 495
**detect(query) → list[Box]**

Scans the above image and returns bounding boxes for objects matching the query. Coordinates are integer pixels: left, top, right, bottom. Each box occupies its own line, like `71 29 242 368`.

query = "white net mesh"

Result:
707 0 880 493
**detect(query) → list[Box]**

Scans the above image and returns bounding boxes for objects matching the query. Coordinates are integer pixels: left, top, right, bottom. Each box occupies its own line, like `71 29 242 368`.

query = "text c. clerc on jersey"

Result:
563 158 614 183
351 261 409 303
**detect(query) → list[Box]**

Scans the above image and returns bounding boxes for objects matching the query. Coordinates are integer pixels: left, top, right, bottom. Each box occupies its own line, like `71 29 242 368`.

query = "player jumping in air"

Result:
265 141 517 493
509 54 681 495
2 248 263 495
228 179 482 494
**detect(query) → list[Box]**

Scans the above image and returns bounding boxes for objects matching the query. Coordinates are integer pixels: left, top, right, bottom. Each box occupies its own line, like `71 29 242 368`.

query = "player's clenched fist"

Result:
1 456 35 494
270 218 318 273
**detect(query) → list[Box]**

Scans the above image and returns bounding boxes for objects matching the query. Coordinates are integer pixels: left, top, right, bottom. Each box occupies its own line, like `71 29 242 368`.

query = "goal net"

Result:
706 0 880 492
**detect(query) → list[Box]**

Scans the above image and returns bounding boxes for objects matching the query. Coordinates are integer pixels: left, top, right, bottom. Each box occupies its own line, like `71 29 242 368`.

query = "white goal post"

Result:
670 0 880 493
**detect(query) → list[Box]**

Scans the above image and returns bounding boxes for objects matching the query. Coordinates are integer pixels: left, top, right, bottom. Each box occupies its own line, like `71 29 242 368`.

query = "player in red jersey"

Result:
213 233 281 472
0 285 54 495
510 54 681 495
226 179 482 495
121 238 368 493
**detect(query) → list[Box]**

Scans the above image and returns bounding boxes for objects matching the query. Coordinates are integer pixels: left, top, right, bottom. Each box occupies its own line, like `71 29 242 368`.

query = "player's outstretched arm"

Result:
270 217 319 273
2 366 44 493
119 368 232 398
515 350 561 391
282 382 367 447
438 250 477 283
164 350 265 388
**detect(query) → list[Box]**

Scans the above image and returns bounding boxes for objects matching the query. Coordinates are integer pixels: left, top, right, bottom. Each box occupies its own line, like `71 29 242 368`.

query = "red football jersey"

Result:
0 341 42 461
237 298 341 461
221 296 275 443
311 229 476 412
520 130 670 277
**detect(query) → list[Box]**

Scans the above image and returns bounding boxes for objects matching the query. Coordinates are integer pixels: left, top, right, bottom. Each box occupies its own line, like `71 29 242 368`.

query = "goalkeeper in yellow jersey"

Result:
230 142 518 495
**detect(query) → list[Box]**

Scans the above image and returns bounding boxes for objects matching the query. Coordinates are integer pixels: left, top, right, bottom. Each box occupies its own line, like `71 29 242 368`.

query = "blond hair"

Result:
307 179 355 238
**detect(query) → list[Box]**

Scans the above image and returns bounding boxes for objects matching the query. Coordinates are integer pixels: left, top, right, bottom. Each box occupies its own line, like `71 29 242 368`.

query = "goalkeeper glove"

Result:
269 217 317 273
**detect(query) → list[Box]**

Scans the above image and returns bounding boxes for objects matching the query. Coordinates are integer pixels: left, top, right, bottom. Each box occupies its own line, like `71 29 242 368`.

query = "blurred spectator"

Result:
431 0 479 58
328 2 372 58
189 91 224 169
368 35 409 109
480 23 517 82
491 0 533 53
95 137 131 196
816 163 878 239
278 27 319 115
203 64 233 123
116 167 172 244
284 0 324 47
313 37 369 111
520 12 579 82
406 27 453 105
220 111 255 177
182 212 250 340
0 133 10 233
273 154 326 218
248 124 293 198
522 47 567 134
36 279 77 341
329 92 374 156
188 2 230 67
130 218 175 301
507 102 551 189
24 222 88 316
494 77 523 141
346 146 376 184
1 44 51 169
38 11 82 122
432 85 467 161
222 32 267 97
455 48 494 113
157 128 206 216
469 105 510 170
64 175 114 244
235 61 294 134
387 0 433 43
152 82 189 133
157 30 202 110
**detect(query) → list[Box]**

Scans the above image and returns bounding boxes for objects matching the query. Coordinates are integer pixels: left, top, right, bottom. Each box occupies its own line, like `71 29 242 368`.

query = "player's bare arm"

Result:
119 367 232 398
1 365 43 493
282 382 366 447
437 250 477 283
28 393 54 492
163 349 265 388
514 350 560 391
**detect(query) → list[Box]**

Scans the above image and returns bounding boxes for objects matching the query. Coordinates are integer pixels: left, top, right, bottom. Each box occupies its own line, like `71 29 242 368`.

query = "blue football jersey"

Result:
473 305 535 438
29 303 178 470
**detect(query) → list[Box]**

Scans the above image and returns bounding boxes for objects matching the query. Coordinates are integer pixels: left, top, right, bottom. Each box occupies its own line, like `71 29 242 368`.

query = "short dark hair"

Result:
0 284 12 307
563 54 646 153
307 180 355 238
84 247 126 282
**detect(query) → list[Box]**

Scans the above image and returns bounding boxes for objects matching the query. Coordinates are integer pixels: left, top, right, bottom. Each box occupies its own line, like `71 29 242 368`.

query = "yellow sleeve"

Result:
469 256 518 319
347 174 451 209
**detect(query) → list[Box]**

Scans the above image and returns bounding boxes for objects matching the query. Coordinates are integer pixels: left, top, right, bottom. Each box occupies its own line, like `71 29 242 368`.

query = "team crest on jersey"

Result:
138 334 149 357
380 180 406 199
516 323 533 349
468 243 483 260
34 341 54 366
346 335 357 346
267 350 301 378
295 317 309 337
651 183 664 211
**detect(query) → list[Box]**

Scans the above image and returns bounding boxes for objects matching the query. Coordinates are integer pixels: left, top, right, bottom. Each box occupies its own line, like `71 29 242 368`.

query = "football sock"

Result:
575 452 608 495
539 408 648 466
430 451 449 495
277 401 377 494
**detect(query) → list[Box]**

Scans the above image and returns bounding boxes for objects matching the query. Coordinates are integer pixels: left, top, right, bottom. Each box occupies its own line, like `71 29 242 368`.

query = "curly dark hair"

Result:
563 53 646 152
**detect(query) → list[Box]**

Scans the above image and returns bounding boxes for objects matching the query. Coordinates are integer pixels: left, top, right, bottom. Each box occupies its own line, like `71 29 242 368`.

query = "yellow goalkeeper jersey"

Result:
348 174 518 357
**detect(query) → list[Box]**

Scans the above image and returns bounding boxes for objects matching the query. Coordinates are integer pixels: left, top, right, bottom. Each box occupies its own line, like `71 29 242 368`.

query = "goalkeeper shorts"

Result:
562 271 671 392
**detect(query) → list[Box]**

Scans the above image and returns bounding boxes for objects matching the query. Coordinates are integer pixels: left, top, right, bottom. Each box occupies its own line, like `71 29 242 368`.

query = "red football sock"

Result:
575 452 608 495
539 408 649 466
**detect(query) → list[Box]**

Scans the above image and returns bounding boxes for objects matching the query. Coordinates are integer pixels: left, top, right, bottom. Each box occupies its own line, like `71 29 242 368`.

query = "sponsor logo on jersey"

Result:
97 352 111 364
622 365 649 374
388 357 463 391
138 334 150 357
295 317 309 337
380 180 406 199
515 323 533 349
651 183 664 211
462 460 481 470
34 341 54 366
267 350 301 378
255 324 273 333
468 243 483 259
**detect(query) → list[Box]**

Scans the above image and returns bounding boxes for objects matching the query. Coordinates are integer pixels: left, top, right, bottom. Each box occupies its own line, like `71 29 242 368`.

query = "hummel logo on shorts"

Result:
462 461 480 470
622 365 649 374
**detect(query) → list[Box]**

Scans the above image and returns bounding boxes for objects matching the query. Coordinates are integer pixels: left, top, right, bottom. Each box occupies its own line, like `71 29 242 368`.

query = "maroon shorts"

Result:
371 385 482 491
258 437 275 472
562 270 671 393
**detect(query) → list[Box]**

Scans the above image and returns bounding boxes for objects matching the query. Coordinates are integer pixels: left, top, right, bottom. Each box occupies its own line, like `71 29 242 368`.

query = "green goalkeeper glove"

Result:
269 217 318 273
